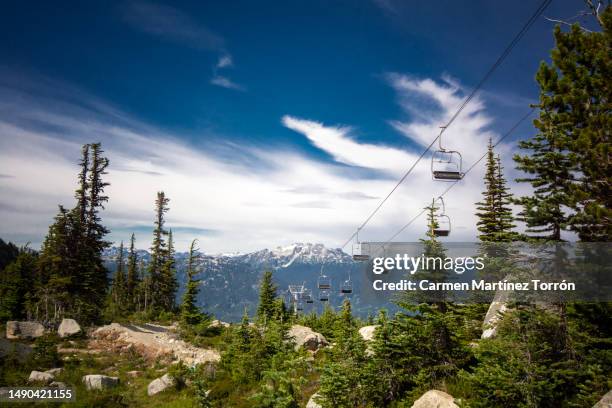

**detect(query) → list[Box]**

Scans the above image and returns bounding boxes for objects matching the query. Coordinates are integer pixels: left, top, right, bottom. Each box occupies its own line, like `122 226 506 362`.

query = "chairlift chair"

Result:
319 290 330 302
302 289 314 304
340 266 353 294
433 214 451 236
340 280 353 294
432 197 451 237
352 242 370 261
317 266 332 290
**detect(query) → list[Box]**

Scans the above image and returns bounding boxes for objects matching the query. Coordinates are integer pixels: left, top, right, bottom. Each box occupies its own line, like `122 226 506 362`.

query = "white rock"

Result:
58 319 81 338
593 389 612 408
209 320 230 328
358 325 379 342
306 392 323 408
45 368 63 376
28 371 54 384
288 325 328 351
83 374 119 390
411 390 458 408
147 374 176 396
482 289 510 339
6 321 45 339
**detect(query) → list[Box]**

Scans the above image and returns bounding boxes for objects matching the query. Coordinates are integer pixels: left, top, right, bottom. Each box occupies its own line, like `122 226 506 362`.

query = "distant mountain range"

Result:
103 243 387 321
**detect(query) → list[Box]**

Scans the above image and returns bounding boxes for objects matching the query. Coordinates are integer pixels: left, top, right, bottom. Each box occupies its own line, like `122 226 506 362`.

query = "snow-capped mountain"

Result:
103 243 368 321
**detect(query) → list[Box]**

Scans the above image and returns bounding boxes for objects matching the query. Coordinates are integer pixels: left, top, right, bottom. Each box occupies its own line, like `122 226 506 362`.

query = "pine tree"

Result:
514 9 612 241
0 248 37 321
475 140 518 242
159 229 178 312
77 143 110 322
148 191 170 312
494 155 518 241
125 233 139 312
112 241 126 306
181 239 204 326
256 270 278 325
475 139 499 240
533 10 611 241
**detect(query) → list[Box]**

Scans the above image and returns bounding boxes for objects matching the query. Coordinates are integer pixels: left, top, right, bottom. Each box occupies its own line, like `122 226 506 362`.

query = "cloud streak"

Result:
121 1 225 51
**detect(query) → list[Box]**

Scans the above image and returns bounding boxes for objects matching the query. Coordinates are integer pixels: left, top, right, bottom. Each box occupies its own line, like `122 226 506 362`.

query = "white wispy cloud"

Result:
282 116 419 177
216 54 233 69
121 1 225 51
210 75 245 91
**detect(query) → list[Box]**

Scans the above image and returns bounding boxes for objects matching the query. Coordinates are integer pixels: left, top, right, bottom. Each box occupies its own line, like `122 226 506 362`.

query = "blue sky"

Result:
0 0 585 252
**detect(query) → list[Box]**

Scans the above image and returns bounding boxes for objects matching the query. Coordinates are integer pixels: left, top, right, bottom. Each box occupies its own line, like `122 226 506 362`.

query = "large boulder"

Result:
411 390 458 408
306 392 323 408
28 371 54 384
58 319 81 338
147 374 176 396
593 389 612 408
6 321 45 339
482 290 510 339
358 325 379 342
83 375 119 390
288 325 328 351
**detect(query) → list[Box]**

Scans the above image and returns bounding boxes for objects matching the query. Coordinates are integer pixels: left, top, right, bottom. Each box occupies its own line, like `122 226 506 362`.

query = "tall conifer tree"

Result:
181 239 203 325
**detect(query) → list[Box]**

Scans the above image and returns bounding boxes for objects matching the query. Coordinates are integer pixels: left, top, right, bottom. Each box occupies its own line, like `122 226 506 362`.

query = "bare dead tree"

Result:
544 0 609 32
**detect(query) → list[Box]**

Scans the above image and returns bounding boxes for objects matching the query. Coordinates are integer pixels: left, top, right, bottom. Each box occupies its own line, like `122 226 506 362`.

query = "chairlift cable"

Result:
376 107 536 251
340 0 551 250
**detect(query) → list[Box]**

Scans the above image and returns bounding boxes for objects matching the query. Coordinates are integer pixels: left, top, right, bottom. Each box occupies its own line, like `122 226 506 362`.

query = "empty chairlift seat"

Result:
318 275 331 290
432 150 463 181
352 242 370 261
340 280 353 294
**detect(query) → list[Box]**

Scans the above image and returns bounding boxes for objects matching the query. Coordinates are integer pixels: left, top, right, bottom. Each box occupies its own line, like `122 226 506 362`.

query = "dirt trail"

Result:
90 323 220 366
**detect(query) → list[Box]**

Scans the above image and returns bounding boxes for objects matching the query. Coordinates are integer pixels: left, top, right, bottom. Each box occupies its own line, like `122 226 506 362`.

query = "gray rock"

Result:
147 374 176 396
411 390 458 408
50 381 67 388
58 319 81 338
28 371 54 384
288 325 328 351
82 374 119 390
306 392 323 408
593 389 612 408
6 321 45 339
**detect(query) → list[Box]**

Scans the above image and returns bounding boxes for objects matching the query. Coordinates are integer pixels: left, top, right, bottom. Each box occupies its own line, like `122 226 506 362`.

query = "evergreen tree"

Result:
476 140 518 242
0 238 19 272
535 9 611 241
113 241 126 304
159 229 178 311
256 270 278 325
148 191 170 312
77 142 110 322
494 155 518 241
0 248 37 321
514 8 612 241
125 233 139 312
181 239 204 326
475 139 499 240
